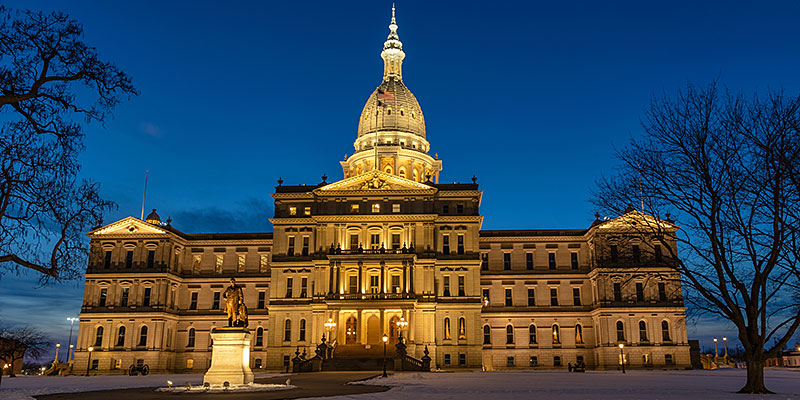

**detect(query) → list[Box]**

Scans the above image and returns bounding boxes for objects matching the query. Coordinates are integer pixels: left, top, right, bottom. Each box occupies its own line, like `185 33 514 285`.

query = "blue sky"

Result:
1 0 799 360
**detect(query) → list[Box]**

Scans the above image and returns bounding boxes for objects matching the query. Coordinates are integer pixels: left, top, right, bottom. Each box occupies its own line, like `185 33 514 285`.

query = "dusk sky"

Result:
2 0 799 359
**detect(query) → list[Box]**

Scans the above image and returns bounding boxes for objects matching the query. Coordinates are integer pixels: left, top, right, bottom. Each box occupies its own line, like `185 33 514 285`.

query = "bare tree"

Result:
0 324 50 382
594 81 800 393
0 6 137 283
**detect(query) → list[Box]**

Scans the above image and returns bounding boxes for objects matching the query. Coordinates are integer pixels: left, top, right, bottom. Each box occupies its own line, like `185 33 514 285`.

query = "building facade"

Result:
72 9 690 374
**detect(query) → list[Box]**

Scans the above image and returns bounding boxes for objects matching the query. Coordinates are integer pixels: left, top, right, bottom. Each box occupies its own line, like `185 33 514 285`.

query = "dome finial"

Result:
381 4 404 81
391 3 396 24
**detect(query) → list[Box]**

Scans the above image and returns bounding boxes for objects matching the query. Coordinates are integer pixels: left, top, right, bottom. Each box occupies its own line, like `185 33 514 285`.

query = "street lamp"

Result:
396 317 408 340
382 334 389 377
324 318 336 339
713 337 718 358
85 347 94 376
67 317 79 361
54 343 61 364
722 337 728 361
618 343 626 374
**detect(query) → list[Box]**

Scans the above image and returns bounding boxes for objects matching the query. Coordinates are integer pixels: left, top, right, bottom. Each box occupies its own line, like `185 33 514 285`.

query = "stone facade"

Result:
71 8 690 374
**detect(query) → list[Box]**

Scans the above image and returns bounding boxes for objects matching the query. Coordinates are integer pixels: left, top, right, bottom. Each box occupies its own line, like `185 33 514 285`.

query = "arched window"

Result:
639 321 648 342
616 321 625 342
116 326 126 347
552 324 560 344
346 316 357 344
483 325 491 345
444 317 451 340
384 165 393 174
575 324 584 344
458 317 466 340
187 328 195 347
256 327 264 347
506 325 514 344
412 169 419 182
284 320 292 342
94 326 104 347
138 326 148 347
661 321 671 341
529 325 537 344
398 167 407 179
299 319 307 341
389 316 399 341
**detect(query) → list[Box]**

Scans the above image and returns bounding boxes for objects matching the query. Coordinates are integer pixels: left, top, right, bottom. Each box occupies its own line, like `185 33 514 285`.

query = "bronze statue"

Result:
223 278 248 327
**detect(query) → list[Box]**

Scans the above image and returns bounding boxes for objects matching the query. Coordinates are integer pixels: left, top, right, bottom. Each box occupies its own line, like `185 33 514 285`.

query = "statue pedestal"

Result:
203 328 254 386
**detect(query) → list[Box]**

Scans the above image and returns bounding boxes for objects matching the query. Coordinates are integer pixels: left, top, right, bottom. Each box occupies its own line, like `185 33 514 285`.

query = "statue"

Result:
223 278 248 327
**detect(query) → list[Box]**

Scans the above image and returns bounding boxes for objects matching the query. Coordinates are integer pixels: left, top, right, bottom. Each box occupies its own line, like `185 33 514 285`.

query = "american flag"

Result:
377 89 394 102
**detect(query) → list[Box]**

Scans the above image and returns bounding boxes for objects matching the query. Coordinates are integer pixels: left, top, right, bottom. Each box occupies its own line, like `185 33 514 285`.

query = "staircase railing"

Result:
393 336 431 372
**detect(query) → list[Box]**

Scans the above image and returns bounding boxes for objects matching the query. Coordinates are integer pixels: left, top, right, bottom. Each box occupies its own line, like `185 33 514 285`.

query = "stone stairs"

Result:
323 344 397 371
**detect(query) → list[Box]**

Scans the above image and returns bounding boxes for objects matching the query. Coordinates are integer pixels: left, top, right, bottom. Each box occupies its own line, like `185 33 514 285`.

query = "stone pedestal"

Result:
203 328 254 386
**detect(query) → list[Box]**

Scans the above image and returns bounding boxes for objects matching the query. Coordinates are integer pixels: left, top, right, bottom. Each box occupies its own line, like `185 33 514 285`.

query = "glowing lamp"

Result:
382 334 388 343
618 343 624 349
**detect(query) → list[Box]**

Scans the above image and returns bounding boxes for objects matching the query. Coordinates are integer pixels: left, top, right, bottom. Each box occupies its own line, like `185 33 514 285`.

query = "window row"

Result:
283 319 308 342
188 253 269 273
443 317 467 340
608 244 665 263
611 282 671 302
481 252 581 271
94 325 149 348
483 324 583 346
97 287 152 307
483 287 583 307
101 249 158 269
187 290 268 310
615 320 672 342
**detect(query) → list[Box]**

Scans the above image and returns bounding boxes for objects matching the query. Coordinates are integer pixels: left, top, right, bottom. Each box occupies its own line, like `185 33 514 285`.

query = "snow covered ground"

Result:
314 368 800 400
0 372 283 400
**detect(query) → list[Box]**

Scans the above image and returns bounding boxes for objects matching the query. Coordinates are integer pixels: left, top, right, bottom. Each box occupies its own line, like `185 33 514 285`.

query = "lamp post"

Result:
85 347 94 376
713 337 718 359
382 334 389 377
722 337 728 361
54 343 61 364
324 318 336 340
66 317 79 361
396 317 408 341
618 343 625 374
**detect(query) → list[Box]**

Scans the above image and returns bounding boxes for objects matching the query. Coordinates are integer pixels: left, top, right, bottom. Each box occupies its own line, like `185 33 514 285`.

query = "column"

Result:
358 261 363 294
409 261 415 293
380 261 386 294
380 309 385 337
329 261 334 294
403 261 408 293
357 309 363 344
338 262 343 294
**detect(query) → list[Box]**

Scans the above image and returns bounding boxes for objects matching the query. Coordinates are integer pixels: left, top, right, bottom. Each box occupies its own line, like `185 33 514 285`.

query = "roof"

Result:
480 229 588 238
162 225 273 240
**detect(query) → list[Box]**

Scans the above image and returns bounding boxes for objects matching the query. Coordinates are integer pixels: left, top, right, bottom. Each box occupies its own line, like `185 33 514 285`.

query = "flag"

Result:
377 89 395 102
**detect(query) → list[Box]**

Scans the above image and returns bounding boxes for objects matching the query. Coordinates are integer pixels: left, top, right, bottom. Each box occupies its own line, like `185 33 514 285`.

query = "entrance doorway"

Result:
345 316 357 344
366 315 380 344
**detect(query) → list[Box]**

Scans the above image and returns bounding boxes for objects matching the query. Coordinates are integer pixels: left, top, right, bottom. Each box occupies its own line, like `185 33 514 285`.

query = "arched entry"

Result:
345 316 357 344
389 316 400 343
367 315 380 344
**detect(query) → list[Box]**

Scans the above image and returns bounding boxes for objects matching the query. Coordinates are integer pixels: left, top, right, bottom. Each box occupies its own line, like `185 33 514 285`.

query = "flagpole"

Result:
140 170 149 220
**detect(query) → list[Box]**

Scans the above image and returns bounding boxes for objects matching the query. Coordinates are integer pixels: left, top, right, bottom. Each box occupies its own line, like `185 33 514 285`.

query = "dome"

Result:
357 76 426 139
145 209 161 225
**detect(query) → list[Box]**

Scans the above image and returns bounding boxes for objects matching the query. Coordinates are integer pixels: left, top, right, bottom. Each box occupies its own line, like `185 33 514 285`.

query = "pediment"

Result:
595 210 677 231
316 170 434 192
89 216 168 236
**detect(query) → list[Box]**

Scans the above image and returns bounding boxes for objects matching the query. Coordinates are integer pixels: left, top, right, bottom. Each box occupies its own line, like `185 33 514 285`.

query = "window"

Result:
481 253 488 270
370 275 380 293
572 288 581 306
392 203 400 213
554 356 562 366
125 250 133 268
284 320 292 341
299 319 306 341
457 204 464 214
143 287 151 307
548 253 556 269
99 288 107 306
632 245 641 263
189 292 198 310
391 275 401 293
506 325 514 344
372 203 380 213
483 325 491 345
639 321 648 341
138 326 148 346
254 359 263 369
658 283 667 301
301 277 308 298
286 277 293 298
526 253 533 270
283 355 290 368
350 234 359 250
116 326 126 347
186 359 194 369
94 326 104 346
114 359 122 369
527 288 536 306
120 287 129 307
654 244 663 261
443 276 451 296
91 359 99 370
442 235 450 255
503 253 511 270
610 245 618 262
529 325 537 344
302 236 309 255
351 204 359 213
636 282 644 301
259 254 268 272
661 321 671 341
458 276 465 296
459 353 466 366
287 237 295 255
444 317 451 340
643 353 652 366
482 289 490 305
443 204 449 214
550 288 558 306
212 292 220 310
303 206 311 216
616 321 625 342
187 328 195 347
575 324 584 344
370 233 380 249
571 253 578 269
505 288 512 306
507 356 515 367
457 234 464 255
458 317 466 340
552 325 560 344
529 356 538 367
104 251 112 268
258 291 266 309
392 233 401 249
444 354 451 366
665 354 674 366
348 275 358 294
613 282 622 302
147 250 155 268
289 206 297 216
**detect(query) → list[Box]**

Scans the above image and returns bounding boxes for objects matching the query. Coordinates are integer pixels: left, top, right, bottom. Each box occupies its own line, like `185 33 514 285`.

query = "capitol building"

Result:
73 8 691 373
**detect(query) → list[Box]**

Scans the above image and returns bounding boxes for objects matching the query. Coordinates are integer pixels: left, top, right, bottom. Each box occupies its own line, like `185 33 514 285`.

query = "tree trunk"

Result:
739 357 771 394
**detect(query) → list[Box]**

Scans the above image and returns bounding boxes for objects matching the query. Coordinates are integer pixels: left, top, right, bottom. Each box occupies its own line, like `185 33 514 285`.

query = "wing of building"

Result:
73 8 690 373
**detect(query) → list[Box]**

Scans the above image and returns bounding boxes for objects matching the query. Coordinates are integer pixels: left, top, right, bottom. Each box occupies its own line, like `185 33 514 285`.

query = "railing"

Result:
324 293 417 301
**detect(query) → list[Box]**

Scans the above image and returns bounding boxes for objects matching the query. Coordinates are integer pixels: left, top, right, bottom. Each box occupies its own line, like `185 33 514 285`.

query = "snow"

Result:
155 382 294 393
319 369 800 400
0 372 283 400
